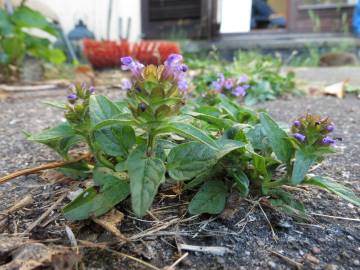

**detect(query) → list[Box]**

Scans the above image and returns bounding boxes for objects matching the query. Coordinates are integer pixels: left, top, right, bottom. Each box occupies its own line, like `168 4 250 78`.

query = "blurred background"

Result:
1 0 360 95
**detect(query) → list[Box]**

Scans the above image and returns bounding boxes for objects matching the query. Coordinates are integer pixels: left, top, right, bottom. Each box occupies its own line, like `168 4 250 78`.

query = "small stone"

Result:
324 264 338 270
216 257 225 264
257 239 265 246
268 261 277 269
312 247 321 254
353 259 360 266
244 251 250 256
305 254 320 264
347 235 354 241
299 250 304 256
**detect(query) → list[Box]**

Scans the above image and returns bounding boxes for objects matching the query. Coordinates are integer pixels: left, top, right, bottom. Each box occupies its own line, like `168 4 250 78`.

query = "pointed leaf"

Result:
63 170 130 220
291 150 317 185
89 95 123 127
259 112 293 163
155 122 218 149
189 180 228 215
233 171 250 197
304 175 360 207
127 146 166 217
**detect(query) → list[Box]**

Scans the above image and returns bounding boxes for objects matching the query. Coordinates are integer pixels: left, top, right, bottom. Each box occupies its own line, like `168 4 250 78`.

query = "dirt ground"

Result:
0 91 359 270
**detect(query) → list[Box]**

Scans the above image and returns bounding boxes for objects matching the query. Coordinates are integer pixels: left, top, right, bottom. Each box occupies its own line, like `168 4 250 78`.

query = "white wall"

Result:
37 0 142 41
220 0 252 33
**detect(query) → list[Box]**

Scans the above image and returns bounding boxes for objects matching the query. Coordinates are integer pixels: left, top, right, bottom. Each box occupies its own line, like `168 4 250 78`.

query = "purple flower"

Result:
120 56 144 78
88 86 95 94
211 81 223 92
322 136 336 145
326 124 335 132
164 54 183 67
237 75 248 84
293 133 306 142
121 56 134 66
293 120 301 127
224 79 234 90
67 93 77 102
178 79 188 92
162 54 187 82
120 79 132 90
68 83 76 91
232 86 247 97
178 64 188 72
218 73 225 84
81 82 87 90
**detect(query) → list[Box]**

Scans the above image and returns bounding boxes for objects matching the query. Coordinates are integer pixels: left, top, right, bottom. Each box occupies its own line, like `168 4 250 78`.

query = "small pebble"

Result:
305 254 320 264
312 247 321 254
353 259 360 266
244 251 250 256
324 264 338 270
267 261 276 269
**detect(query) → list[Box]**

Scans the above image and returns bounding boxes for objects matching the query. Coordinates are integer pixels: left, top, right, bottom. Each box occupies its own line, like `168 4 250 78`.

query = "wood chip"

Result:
92 209 128 242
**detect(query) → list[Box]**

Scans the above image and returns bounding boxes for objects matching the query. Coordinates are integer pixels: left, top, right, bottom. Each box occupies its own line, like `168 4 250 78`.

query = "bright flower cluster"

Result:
291 114 337 146
211 73 250 97
65 83 95 127
120 54 188 93
119 54 188 122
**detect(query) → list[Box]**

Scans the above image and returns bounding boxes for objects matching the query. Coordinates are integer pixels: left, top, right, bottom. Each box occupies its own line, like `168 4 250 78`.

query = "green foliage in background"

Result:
0 5 66 80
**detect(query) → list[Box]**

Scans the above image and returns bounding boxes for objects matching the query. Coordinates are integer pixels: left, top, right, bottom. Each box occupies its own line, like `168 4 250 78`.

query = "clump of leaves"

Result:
28 55 359 222
0 5 66 81
191 51 298 105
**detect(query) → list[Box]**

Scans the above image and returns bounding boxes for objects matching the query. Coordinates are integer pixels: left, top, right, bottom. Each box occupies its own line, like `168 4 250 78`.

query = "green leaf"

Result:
58 160 91 180
167 142 218 181
167 140 244 181
94 126 135 157
304 175 360 207
127 146 166 217
89 95 123 127
269 188 307 219
63 169 130 220
291 150 317 185
91 118 133 131
187 112 231 130
233 171 250 197
218 95 240 120
252 152 268 178
42 100 67 109
259 113 293 163
12 6 57 35
0 9 14 35
188 180 228 215
155 122 218 149
27 122 83 158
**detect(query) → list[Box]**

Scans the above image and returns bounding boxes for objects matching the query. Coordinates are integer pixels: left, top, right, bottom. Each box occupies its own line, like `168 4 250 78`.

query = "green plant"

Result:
28 55 360 221
192 51 298 105
0 5 66 81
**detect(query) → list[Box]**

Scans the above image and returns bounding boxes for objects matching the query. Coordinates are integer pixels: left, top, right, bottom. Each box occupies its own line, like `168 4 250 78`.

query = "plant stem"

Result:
0 152 91 185
146 130 156 157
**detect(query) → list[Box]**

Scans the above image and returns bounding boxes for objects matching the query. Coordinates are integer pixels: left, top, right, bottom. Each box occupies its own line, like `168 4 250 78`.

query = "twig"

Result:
0 194 33 216
165 252 189 270
310 212 360 222
78 240 161 270
129 215 198 241
0 153 91 185
258 202 278 241
269 250 303 269
24 194 66 233
178 244 232 256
